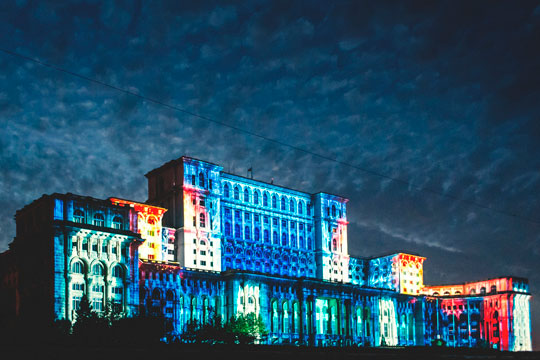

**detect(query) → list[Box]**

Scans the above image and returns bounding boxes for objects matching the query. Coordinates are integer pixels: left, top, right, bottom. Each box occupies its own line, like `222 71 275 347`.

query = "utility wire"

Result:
1 47 538 225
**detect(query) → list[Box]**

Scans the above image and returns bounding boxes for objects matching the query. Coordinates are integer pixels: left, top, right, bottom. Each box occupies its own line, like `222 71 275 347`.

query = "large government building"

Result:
0 156 532 351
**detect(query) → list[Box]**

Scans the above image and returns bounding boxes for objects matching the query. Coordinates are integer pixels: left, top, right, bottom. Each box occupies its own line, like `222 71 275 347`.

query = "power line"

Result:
1 47 538 225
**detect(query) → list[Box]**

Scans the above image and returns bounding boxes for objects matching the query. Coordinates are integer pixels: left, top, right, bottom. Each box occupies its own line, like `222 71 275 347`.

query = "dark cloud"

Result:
1 0 539 349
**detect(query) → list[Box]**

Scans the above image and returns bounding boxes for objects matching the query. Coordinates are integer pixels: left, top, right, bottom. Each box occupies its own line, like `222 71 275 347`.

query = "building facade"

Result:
0 156 532 351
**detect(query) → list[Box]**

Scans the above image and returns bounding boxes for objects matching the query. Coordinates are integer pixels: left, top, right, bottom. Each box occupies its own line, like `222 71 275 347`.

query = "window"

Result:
254 228 260 241
290 199 295 213
72 283 85 291
245 226 251 240
234 186 240 200
254 214 260 222
225 222 231 236
224 183 230 198
307 237 312 250
234 224 241 238
200 199 205 207
490 285 497 293
332 205 336 217
254 191 259 204
92 298 103 312
298 201 303 215
273 218 278 226
93 213 104 227
112 216 122 230
272 195 277 209
281 197 286 210
244 188 250 202
200 213 206 228
326 207 330 217
299 236 304 248
191 174 196 185
192 216 196 227
264 229 270 243
112 265 123 278
74 209 85 223
307 203 311 215
72 296 82 311
264 216 269 224
263 193 268 207
225 208 231 218
291 234 296 247
72 261 83 274
282 233 288 246
273 231 278 245
92 264 104 276
199 172 205 187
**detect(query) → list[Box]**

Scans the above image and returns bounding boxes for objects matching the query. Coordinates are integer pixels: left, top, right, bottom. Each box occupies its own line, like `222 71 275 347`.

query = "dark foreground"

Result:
3 344 539 360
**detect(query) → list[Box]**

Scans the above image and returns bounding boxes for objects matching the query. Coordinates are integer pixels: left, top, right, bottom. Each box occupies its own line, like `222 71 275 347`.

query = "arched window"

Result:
290 200 295 213
254 191 259 205
332 238 337 252
307 237 312 250
234 186 240 200
93 213 104 227
272 195 277 209
490 285 497 293
298 201 303 215
299 236 304 248
470 288 476 295
281 197 286 211
112 215 122 230
72 261 84 274
480 287 486 294
199 213 206 228
254 228 260 241
74 209 85 223
281 233 288 246
264 229 269 243
234 224 241 238
199 172 205 187
112 265 123 278
291 234 296 247
272 231 278 245
225 222 231 236
263 192 269 207
283 302 289 333
332 205 336 217
244 188 250 203
245 226 251 240
152 288 161 301
224 183 230 198
92 263 104 276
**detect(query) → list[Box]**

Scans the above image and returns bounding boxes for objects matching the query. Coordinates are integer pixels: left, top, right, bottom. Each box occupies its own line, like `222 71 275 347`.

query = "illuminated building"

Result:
0 156 532 351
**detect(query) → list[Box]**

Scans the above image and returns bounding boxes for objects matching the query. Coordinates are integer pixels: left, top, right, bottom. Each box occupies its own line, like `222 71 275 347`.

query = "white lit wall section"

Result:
314 193 350 283
378 297 398 346
236 283 260 316
512 294 532 351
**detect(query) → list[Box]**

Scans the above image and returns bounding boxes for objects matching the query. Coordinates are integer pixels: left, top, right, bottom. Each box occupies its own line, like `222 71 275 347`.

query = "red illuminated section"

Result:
109 198 168 261
397 253 425 295
424 276 525 351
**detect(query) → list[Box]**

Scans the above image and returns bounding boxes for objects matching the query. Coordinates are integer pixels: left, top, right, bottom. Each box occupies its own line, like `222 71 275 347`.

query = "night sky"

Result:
1 0 539 350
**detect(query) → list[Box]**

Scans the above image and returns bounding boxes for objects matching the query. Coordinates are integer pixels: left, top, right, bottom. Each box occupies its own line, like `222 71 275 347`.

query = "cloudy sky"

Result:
1 0 539 349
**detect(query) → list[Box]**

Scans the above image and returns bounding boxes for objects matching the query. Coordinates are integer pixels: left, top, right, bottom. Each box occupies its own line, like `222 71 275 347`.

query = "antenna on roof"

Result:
247 166 253 179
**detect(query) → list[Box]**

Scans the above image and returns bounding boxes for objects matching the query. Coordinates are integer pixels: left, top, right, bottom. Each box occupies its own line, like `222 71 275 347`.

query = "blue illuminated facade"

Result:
0 156 532 350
